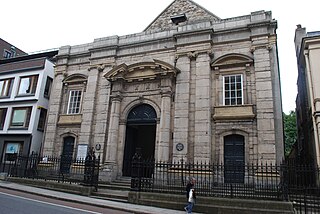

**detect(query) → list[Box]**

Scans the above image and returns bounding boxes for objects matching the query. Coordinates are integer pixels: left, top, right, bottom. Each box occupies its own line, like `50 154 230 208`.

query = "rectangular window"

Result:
67 90 82 114
0 78 13 97
10 107 32 128
18 75 38 95
223 74 243 106
44 77 53 98
0 108 7 130
37 108 47 131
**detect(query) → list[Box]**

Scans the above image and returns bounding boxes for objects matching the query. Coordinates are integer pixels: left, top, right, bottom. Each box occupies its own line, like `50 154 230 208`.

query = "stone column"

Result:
172 55 191 162
78 67 100 146
194 52 212 163
251 36 276 164
102 93 122 181
157 88 172 162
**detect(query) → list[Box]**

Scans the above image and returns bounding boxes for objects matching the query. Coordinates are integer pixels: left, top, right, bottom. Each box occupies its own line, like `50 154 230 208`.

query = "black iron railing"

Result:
131 157 320 213
1 152 100 190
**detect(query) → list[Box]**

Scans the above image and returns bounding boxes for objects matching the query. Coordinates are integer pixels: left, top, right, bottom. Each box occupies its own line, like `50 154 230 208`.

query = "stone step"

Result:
91 189 129 203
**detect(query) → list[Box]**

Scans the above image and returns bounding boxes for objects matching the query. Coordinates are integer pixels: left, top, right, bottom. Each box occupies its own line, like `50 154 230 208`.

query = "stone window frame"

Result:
62 74 87 115
211 53 253 107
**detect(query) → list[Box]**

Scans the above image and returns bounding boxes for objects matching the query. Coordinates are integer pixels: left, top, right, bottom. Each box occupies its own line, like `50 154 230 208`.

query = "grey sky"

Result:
1 0 318 113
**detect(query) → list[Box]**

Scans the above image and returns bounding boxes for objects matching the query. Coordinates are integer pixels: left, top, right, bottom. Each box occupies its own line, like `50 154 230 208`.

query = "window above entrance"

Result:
127 104 157 123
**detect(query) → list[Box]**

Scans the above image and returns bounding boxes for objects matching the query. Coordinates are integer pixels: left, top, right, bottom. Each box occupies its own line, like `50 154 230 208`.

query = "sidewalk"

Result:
0 180 200 214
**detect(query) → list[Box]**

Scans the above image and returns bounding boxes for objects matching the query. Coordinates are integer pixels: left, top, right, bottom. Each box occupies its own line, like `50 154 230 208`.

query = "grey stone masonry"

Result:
42 0 284 181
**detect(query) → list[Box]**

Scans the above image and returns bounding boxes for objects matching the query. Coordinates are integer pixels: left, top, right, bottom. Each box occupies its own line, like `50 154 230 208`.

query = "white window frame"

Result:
17 75 38 96
10 107 32 128
67 90 82 114
223 74 243 106
0 78 13 97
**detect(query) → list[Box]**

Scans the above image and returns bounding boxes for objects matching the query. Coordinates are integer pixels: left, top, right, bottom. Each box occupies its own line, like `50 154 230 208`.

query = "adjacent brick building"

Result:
42 0 284 182
0 38 26 60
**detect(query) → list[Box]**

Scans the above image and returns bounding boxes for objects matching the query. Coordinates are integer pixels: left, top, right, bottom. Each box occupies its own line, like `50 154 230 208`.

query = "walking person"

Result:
184 177 196 214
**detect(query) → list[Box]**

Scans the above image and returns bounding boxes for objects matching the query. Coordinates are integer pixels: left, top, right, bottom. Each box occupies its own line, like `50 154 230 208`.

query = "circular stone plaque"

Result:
176 143 184 151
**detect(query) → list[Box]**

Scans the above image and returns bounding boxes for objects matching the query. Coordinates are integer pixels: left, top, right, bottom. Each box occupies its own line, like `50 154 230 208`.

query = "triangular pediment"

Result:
104 60 179 82
144 0 220 32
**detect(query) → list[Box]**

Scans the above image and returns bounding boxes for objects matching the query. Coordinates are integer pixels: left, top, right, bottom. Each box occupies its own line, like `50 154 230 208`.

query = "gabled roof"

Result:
144 0 220 32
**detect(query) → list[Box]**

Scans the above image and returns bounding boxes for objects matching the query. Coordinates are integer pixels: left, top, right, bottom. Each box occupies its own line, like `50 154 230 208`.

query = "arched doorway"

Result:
61 136 75 173
122 104 157 176
224 134 245 183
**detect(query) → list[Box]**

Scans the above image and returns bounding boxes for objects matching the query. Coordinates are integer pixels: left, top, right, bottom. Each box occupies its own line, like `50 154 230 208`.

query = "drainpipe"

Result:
304 50 320 170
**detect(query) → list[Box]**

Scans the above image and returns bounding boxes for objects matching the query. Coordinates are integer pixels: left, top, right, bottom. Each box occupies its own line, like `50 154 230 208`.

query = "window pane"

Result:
225 99 230 105
44 77 52 98
231 98 236 105
225 84 229 90
0 79 12 97
231 76 235 82
37 108 47 131
236 75 241 82
18 76 38 95
0 108 7 129
12 109 26 126
10 107 31 128
18 78 31 94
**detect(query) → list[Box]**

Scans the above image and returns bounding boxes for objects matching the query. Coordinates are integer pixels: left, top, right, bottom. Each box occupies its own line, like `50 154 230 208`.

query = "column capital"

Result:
161 88 172 98
110 92 123 102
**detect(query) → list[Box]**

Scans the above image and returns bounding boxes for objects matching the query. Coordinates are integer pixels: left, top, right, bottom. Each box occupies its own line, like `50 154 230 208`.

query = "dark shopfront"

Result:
0 134 32 172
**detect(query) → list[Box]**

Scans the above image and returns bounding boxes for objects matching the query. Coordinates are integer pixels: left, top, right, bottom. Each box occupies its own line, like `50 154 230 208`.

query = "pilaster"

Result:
251 36 276 164
172 54 191 162
194 52 212 163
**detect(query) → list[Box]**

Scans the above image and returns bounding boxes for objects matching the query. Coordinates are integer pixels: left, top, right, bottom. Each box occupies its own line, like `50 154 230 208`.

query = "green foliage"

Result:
283 111 297 156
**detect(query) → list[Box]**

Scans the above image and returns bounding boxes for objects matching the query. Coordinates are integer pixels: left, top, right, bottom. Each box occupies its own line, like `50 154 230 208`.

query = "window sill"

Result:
213 105 255 121
8 127 29 130
58 114 82 126
15 94 35 98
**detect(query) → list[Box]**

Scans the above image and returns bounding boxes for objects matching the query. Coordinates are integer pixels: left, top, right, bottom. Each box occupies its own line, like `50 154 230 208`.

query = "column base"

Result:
99 161 118 182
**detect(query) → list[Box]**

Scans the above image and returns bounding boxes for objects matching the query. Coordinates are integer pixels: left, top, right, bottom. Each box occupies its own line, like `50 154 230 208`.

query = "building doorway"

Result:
122 104 157 176
61 136 75 173
224 134 245 183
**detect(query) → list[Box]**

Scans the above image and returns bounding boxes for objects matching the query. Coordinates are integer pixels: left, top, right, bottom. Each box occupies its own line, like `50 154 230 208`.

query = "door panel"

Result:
224 134 245 183
60 136 74 174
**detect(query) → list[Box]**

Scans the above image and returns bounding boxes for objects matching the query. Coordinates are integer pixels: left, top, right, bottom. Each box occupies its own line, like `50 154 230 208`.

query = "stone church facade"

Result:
43 0 284 181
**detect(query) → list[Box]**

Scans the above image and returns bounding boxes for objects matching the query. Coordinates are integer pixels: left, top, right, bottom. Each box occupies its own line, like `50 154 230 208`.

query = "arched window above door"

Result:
127 104 157 123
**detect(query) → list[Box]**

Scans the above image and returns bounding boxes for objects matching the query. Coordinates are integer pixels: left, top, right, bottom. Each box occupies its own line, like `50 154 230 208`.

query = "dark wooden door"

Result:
224 134 245 183
122 104 157 177
60 136 74 173
122 125 138 176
